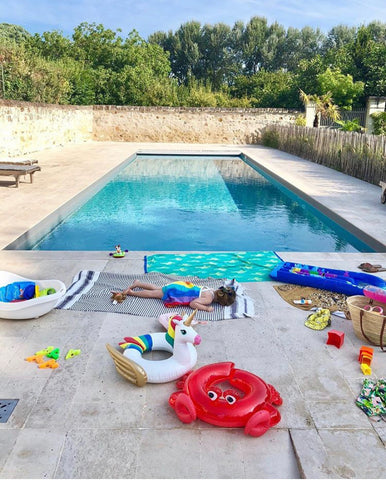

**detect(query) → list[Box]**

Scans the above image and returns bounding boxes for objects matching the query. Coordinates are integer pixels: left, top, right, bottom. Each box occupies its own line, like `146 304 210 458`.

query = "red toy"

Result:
169 361 282 437
326 329 345 348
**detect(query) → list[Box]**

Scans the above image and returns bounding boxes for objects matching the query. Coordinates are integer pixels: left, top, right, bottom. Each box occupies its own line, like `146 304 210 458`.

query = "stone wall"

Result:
0 100 93 156
0 100 299 156
92 105 298 144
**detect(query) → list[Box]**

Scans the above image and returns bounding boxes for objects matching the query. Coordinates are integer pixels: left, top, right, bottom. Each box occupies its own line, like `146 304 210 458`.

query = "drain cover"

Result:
0 399 19 423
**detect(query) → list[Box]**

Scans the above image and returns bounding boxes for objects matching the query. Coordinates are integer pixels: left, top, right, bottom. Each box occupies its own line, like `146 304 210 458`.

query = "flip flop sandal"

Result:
364 266 386 273
304 308 331 330
358 263 381 269
358 263 386 273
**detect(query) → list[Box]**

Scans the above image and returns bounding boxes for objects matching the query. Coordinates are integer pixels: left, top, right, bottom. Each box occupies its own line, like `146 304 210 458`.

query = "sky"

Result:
1 0 385 39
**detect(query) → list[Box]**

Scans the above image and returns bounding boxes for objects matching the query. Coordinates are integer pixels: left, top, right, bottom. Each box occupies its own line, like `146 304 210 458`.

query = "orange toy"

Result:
358 346 374 375
38 359 59 369
25 354 45 364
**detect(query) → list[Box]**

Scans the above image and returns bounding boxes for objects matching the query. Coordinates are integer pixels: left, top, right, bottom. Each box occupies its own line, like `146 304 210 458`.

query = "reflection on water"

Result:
33 155 372 252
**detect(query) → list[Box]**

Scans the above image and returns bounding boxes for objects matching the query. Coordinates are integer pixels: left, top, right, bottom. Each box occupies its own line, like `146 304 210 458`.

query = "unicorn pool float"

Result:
106 310 201 387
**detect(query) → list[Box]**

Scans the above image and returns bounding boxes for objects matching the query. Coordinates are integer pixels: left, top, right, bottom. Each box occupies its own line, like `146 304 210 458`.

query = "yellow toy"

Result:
35 346 54 356
65 349 81 359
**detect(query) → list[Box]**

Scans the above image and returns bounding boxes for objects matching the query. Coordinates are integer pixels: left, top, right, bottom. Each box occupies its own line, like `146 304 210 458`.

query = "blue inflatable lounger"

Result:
269 262 386 296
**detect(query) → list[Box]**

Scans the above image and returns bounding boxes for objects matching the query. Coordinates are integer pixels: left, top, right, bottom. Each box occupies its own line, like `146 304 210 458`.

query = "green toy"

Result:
65 349 81 359
38 288 56 296
46 348 60 360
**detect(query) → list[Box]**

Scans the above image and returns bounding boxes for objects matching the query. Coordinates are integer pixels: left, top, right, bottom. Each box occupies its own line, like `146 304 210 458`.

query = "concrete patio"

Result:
0 142 385 479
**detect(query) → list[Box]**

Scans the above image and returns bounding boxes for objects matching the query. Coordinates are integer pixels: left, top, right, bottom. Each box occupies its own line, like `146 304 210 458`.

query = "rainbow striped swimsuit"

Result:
162 281 201 307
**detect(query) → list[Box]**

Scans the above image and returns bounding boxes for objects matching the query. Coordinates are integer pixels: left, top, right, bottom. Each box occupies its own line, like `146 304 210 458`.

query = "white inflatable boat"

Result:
0 270 66 320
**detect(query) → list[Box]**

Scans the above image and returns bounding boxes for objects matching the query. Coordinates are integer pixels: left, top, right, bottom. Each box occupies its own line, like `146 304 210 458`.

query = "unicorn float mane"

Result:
119 312 195 353
165 314 182 347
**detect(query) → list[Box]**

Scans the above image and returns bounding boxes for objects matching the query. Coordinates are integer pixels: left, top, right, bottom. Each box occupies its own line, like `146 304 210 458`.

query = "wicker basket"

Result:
347 295 386 350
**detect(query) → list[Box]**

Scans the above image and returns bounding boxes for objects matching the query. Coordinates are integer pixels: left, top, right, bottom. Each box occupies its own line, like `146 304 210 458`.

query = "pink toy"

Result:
363 285 386 304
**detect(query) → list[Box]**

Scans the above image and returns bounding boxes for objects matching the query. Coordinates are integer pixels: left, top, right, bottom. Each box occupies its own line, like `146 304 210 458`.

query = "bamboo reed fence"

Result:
261 125 386 185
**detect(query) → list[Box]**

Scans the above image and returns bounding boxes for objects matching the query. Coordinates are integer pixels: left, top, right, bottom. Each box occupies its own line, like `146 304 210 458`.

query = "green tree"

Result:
229 20 245 77
201 22 235 89
0 40 71 103
239 16 269 74
232 70 299 108
370 111 386 135
280 27 303 71
322 25 356 52
71 22 124 70
298 22 385 101
63 59 96 105
149 21 202 84
239 20 323 73
317 67 364 109
0 23 30 42
105 36 175 105
295 56 325 97
260 21 286 71
25 30 72 60
347 24 386 97
361 41 386 96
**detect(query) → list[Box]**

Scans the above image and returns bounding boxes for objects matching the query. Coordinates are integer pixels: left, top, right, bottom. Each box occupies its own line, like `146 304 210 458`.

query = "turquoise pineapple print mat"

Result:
144 251 283 282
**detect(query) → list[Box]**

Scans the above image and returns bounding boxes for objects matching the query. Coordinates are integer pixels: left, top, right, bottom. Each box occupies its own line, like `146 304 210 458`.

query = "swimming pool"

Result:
32 154 373 252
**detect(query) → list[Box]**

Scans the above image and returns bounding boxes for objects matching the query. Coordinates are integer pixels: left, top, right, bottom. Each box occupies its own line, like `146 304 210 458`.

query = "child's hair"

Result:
214 286 236 306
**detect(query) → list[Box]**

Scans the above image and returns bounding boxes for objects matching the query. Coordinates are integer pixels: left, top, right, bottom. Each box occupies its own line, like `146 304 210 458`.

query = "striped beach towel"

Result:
56 271 254 321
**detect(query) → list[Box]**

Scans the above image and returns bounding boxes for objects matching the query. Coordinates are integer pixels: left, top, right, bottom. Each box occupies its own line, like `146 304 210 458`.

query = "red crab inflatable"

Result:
169 361 283 437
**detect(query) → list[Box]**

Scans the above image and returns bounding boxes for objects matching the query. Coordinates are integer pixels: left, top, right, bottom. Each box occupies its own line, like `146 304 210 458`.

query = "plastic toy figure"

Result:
0 281 36 302
109 245 128 258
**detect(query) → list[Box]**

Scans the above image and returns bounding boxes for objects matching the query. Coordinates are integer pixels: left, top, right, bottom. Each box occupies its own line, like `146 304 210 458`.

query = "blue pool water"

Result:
33 154 372 252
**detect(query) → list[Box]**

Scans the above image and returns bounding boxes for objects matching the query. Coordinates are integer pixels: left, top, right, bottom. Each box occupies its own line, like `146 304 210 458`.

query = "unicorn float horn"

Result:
184 309 198 326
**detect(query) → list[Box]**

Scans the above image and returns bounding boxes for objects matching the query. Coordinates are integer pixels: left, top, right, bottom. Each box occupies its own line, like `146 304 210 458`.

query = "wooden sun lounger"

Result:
0 164 41 187
380 181 386 204
0 158 38 166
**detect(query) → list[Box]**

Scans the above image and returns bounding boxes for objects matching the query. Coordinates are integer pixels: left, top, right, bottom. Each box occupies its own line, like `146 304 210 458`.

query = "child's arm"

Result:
189 299 214 312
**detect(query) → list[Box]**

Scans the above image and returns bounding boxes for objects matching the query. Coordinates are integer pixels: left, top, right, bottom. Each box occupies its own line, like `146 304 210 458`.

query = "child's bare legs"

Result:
127 280 159 291
123 281 163 299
